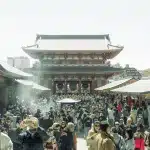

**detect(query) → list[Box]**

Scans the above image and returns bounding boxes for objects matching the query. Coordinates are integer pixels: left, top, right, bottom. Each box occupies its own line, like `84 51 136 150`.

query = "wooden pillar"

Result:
65 80 67 94
64 75 67 94
91 77 97 93
97 77 102 88
48 78 53 95
51 78 54 94
78 76 81 94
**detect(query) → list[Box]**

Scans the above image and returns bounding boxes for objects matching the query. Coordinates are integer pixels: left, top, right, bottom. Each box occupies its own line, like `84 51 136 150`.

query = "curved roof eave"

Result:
16 79 50 91
95 78 133 91
0 62 33 78
22 47 123 59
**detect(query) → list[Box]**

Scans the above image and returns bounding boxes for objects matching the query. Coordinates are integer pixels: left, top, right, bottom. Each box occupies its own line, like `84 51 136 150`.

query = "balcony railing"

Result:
41 64 110 67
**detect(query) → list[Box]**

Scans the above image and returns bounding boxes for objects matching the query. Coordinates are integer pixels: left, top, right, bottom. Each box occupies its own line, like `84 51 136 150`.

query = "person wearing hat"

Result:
86 121 100 150
18 117 50 150
96 120 115 150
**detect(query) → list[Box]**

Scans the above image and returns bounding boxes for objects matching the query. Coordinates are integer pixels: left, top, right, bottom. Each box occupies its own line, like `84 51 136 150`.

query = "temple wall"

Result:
41 76 108 94
97 78 102 87
0 87 8 115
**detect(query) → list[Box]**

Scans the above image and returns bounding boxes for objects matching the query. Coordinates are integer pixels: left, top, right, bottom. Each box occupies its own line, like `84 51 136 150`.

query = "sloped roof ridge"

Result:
36 34 110 40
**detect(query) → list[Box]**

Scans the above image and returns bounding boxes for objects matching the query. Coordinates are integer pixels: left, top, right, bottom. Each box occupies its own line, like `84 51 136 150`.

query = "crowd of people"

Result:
0 93 150 150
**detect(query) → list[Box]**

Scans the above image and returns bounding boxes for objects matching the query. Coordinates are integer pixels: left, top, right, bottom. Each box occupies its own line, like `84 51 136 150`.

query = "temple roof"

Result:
95 78 133 91
112 79 150 94
0 61 33 79
36 34 111 40
16 79 50 91
22 34 123 59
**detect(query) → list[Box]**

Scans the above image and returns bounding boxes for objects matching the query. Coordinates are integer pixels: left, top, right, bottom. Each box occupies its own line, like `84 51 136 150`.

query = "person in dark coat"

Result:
34 109 42 119
8 127 23 150
58 122 75 150
18 117 49 150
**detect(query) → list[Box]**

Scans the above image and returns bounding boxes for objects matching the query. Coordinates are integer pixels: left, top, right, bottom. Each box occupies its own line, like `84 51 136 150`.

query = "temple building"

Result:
22 34 124 94
122 64 142 80
0 62 32 114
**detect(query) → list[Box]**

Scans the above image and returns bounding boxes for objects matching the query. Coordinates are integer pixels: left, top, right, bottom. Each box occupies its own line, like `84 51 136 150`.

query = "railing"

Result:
41 64 110 67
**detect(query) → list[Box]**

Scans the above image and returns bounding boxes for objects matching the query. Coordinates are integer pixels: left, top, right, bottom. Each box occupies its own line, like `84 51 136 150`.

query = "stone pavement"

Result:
77 138 88 150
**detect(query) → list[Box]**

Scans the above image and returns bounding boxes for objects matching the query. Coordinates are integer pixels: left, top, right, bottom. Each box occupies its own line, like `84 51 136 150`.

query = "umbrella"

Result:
58 98 81 103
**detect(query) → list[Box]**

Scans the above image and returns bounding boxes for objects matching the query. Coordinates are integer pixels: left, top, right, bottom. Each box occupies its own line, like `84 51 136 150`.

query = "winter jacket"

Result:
86 128 98 150
58 131 74 150
96 131 115 150
126 139 135 150
0 132 13 150
134 132 145 150
113 134 126 150
18 127 49 150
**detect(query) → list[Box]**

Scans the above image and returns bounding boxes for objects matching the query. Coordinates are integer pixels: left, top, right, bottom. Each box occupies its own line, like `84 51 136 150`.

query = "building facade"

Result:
7 56 30 70
22 34 124 94
122 65 142 80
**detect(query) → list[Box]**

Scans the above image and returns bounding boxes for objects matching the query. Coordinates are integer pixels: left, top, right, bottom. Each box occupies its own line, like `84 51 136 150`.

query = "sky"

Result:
0 0 150 70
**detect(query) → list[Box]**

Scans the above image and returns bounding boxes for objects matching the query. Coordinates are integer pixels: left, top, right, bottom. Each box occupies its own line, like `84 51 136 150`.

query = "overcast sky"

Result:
0 0 150 70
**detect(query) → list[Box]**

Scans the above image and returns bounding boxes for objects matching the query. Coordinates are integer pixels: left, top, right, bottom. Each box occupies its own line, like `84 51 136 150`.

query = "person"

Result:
45 127 58 150
111 127 126 150
130 106 137 124
66 112 74 123
86 121 100 150
125 128 135 150
0 127 13 150
122 106 129 125
8 126 22 150
52 123 61 144
48 107 55 126
58 122 75 150
60 121 67 132
34 109 42 119
18 117 49 150
126 117 137 133
107 107 114 127
134 127 145 150
84 115 92 139
119 119 126 138
143 106 148 127
145 127 150 150
115 122 123 137
96 120 115 150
